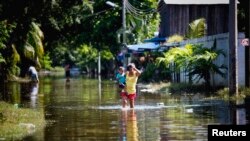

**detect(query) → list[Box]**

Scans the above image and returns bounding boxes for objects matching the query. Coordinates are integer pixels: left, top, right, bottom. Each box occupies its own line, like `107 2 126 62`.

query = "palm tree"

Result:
186 41 227 86
156 40 227 87
185 18 206 39
18 22 44 77
25 22 44 68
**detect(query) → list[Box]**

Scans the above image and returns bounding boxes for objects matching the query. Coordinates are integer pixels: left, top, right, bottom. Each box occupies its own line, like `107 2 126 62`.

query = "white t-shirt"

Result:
28 66 38 75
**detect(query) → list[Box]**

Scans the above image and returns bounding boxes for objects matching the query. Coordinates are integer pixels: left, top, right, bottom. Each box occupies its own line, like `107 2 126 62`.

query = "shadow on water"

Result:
0 76 250 141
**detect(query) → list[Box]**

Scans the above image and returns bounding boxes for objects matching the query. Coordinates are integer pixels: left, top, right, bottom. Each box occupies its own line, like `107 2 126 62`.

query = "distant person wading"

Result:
28 66 39 83
65 64 70 82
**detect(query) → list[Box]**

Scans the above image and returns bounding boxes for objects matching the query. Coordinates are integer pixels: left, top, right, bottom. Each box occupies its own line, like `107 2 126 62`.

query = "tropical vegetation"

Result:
156 42 227 87
185 18 206 39
0 0 159 80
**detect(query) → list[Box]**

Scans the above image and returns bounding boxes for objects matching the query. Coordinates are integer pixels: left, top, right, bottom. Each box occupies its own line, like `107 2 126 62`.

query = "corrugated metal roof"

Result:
127 43 159 51
163 0 231 5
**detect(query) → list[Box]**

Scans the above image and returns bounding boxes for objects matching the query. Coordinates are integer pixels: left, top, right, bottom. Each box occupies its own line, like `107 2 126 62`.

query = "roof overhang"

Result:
144 37 167 43
127 42 159 52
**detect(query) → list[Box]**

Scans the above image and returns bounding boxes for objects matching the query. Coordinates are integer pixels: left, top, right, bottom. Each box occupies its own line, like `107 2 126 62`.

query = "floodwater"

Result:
0 76 249 141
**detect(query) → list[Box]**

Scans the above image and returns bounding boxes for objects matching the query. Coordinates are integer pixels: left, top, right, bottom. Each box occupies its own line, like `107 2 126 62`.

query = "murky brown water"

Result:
0 76 249 141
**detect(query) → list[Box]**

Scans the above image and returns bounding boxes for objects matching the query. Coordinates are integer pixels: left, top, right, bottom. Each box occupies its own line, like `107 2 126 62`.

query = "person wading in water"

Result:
125 63 141 108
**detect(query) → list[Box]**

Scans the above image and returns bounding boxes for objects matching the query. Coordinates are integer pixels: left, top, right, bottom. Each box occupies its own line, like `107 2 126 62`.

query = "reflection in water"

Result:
98 75 102 105
245 97 250 124
29 82 39 108
126 109 138 141
19 82 39 108
235 99 247 125
236 108 246 125
0 77 249 141
30 83 39 96
65 80 71 95
65 80 70 88
120 110 127 141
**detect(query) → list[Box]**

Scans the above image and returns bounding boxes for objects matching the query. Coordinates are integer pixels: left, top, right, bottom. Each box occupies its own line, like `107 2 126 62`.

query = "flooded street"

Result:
0 76 249 141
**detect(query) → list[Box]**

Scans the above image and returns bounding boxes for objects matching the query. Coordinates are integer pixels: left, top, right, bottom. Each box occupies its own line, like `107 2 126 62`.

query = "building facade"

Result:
158 0 230 37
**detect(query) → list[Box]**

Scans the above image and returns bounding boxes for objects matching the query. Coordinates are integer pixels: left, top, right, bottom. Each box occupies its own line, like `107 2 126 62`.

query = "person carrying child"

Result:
116 66 127 108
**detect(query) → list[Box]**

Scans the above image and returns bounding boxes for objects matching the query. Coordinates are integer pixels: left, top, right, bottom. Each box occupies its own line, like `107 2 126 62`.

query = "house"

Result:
156 0 246 87
158 0 231 38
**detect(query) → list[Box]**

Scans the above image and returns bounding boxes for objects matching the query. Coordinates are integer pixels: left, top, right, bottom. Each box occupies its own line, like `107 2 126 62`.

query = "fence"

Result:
167 32 246 87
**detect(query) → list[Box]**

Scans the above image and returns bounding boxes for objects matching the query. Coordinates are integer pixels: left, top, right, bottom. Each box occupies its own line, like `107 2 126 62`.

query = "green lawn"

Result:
0 101 46 140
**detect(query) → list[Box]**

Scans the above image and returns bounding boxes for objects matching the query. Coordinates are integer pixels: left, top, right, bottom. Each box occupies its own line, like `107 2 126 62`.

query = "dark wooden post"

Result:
229 0 238 96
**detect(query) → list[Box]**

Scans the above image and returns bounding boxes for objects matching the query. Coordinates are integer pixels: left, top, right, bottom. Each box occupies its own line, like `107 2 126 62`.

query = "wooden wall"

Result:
158 2 229 38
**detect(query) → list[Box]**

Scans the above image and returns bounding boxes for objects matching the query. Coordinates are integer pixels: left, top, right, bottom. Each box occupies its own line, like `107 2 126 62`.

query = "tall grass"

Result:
0 101 46 140
216 87 250 101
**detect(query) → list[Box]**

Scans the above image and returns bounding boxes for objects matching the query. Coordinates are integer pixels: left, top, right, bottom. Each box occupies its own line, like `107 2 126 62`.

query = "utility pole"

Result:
229 0 238 96
106 0 127 66
98 51 101 76
122 0 128 67
122 0 126 45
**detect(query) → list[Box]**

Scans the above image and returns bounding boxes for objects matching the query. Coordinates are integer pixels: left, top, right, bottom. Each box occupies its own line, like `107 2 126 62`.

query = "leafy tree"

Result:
13 22 44 77
0 20 15 63
124 0 159 43
75 44 98 72
0 0 160 79
40 53 52 70
0 20 17 79
77 0 159 75
237 0 248 33
0 0 93 78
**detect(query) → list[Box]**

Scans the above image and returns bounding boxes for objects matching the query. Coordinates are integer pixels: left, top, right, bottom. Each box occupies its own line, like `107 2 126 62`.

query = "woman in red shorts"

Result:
125 63 141 108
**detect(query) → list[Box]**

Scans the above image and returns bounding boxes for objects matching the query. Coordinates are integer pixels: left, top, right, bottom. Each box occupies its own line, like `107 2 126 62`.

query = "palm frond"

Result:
11 44 20 64
23 43 35 59
27 22 44 58
167 34 184 43
186 18 206 39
